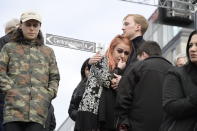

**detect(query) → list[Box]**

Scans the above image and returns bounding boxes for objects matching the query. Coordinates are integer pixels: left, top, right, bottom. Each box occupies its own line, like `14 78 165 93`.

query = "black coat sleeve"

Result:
68 88 78 121
163 69 197 119
68 80 85 121
0 34 11 51
48 105 56 131
115 63 141 127
44 104 56 131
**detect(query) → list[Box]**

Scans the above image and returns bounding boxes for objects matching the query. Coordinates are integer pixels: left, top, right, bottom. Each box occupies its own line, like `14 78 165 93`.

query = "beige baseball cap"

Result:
20 11 42 23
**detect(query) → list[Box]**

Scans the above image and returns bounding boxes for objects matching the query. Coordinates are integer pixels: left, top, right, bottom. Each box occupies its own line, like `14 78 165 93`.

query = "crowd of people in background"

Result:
68 13 197 131
0 10 196 131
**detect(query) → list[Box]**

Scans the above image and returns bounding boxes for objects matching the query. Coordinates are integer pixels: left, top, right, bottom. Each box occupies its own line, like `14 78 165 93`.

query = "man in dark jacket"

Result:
88 14 148 88
121 14 148 70
116 41 172 131
109 14 149 89
88 14 148 68
0 18 19 50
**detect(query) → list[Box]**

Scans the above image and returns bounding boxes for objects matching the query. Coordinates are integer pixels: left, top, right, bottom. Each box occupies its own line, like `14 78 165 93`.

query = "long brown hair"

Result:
10 26 44 46
105 35 131 71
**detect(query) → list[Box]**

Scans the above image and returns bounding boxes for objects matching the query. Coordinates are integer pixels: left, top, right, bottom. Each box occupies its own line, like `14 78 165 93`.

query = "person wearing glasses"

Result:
116 41 172 131
74 35 132 131
0 11 60 131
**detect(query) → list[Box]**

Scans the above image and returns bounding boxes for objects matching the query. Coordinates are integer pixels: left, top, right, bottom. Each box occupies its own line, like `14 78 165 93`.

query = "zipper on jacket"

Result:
29 45 33 97
28 45 33 120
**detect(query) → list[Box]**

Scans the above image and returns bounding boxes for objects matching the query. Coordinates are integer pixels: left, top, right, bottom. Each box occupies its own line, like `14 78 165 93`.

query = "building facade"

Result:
144 9 193 64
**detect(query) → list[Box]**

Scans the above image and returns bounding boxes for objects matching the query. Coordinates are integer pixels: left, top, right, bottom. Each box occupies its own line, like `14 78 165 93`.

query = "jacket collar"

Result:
145 56 172 65
131 36 144 49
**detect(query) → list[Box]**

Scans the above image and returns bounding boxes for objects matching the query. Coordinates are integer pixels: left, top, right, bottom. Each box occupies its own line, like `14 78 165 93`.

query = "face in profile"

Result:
112 42 131 65
122 16 138 40
20 19 41 40
188 34 197 65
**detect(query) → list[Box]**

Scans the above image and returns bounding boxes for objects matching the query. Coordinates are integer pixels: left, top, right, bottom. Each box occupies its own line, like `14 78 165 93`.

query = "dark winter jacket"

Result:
98 67 124 130
0 32 12 51
68 78 86 121
116 56 172 131
68 58 90 123
44 104 56 131
160 63 197 131
124 36 145 72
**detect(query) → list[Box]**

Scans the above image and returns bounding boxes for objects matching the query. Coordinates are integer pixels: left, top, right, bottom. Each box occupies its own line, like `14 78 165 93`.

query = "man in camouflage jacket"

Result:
0 11 60 131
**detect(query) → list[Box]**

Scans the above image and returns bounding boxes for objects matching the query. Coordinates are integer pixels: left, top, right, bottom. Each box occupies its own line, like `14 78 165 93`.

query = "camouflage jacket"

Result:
0 42 60 126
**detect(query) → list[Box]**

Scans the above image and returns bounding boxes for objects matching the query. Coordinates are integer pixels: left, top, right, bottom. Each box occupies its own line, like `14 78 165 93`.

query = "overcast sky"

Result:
0 0 156 129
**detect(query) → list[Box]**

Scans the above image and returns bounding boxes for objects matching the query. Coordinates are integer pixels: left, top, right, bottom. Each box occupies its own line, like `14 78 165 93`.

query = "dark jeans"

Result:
4 122 44 131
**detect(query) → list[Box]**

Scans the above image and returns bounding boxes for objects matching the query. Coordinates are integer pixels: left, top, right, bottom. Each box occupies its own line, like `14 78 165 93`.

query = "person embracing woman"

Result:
75 35 132 131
